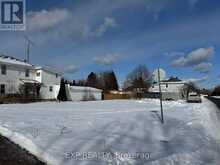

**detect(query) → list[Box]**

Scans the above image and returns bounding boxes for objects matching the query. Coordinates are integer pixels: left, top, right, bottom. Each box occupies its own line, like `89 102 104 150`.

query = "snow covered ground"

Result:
0 97 220 165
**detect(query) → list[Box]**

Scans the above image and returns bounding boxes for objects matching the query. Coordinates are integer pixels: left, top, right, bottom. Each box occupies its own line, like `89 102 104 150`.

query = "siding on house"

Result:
150 82 185 93
0 56 62 100
149 81 186 100
0 62 36 95
40 85 60 100
35 67 62 99
35 67 61 85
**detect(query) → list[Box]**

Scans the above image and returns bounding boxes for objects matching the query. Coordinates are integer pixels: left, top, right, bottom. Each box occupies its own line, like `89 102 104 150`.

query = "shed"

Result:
66 85 102 101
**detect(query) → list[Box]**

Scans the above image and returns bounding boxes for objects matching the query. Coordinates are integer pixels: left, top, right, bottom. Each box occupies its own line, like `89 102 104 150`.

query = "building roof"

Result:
0 55 63 76
20 79 41 84
0 55 33 67
35 66 63 75
68 85 102 92
160 81 186 84
162 76 182 82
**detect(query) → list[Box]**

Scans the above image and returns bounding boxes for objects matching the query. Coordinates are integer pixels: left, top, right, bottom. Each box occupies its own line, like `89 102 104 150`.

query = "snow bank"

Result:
0 125 59 165
197 97 220 139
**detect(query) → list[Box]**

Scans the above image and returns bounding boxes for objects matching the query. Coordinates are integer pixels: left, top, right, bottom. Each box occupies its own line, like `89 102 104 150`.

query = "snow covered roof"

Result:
35 66 63 75
20 79 41 84
160 81 186 84
68 85 102 92
153 81 186 86
0 55 63 75
0 55 33 67
162 76 182 82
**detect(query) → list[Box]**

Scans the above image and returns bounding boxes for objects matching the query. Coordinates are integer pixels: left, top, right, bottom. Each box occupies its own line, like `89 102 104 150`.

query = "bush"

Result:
19 83 41 100
0 94 42 104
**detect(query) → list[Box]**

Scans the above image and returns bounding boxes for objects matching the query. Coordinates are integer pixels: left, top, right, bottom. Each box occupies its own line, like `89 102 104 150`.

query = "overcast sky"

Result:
0 0 220 88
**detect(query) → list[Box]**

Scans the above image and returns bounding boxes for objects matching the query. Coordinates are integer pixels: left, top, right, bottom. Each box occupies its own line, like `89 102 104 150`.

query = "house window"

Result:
36 72 40 77
0 84 5 95
25 69 30 77
166 84 168 88
49 86 53 92
1 65 6 75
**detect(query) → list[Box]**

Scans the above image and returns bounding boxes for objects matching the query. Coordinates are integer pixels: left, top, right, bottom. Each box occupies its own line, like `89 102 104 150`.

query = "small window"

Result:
36 72 40 77
1 65 6 75
25 69 30 77
56 73 58 78
49 86 53 92
166 84 168 88
0 84 5 95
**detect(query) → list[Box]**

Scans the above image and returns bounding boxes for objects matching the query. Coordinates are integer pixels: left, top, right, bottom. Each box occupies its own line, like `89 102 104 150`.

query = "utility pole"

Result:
24 36 35 63
158 68 164 124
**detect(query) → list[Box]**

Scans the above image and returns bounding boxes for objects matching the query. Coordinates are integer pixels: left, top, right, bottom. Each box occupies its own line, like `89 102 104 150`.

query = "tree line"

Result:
61 64 152 92
211 86 220 96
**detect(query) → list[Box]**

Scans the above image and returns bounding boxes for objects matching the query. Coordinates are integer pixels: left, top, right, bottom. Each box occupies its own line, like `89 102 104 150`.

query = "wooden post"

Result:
158 68 164 124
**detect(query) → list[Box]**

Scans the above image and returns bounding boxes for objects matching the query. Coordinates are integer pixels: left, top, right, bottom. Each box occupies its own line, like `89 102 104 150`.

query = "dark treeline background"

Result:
67 70 119 92
63 64 153 92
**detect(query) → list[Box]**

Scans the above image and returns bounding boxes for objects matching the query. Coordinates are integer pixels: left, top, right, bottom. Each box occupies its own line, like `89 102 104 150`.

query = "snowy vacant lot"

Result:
0 98 220 165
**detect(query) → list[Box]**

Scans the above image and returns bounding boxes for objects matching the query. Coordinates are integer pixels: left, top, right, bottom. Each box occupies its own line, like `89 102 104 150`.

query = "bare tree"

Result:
123 64 152 91
182 82 200 99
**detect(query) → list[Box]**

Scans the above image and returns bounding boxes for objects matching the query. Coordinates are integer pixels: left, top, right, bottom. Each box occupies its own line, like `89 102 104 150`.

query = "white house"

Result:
66 85 102 101
35 66 62 100
149 77 186 100
0 55 62 100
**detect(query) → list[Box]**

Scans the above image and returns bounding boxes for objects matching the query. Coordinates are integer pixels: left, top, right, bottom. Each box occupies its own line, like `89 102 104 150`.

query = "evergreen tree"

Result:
57 78 68 101
100 71 119 91
87 72 99 88
72 80 76 86
106 71 119 91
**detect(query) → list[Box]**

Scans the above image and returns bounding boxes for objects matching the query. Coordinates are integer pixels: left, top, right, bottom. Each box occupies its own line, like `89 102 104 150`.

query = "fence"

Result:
103 92 135 100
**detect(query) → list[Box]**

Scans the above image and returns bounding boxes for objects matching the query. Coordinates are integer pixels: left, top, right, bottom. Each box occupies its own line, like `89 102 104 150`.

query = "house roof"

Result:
35 66 63 75
0 55 33 67
160 81 186 84
20 79 41 84
162 76 182 82
0 55 63 76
